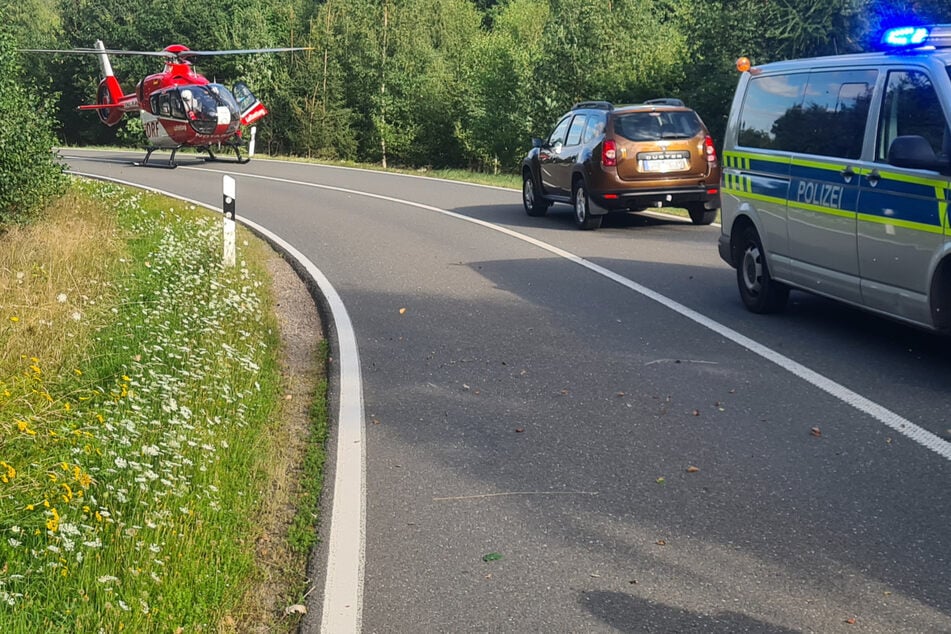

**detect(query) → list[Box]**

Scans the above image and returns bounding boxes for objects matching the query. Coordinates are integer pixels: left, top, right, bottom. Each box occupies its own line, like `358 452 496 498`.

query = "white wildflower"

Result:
56 293 68 303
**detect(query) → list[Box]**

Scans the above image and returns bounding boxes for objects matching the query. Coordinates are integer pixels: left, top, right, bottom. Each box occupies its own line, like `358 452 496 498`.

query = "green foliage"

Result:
9 0 948 174
0 25 66 224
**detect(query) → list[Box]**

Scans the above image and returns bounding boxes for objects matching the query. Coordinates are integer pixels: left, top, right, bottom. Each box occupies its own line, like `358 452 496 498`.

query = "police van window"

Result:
737 74 808 150
790 70 876 159
876 70 948 163
566 115 587 146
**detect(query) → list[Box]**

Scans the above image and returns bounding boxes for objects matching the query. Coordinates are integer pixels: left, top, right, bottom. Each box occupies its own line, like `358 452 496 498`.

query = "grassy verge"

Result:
0 180 321 632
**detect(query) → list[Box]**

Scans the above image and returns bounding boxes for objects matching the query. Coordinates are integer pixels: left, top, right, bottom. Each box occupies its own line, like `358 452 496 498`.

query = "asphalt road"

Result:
64 149 951 633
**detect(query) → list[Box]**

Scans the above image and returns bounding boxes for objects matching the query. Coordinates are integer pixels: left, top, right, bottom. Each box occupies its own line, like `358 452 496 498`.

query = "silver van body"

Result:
719 42 951 331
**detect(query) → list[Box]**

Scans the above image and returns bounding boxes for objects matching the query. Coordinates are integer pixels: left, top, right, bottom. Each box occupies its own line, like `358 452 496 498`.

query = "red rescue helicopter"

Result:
26 41 309 167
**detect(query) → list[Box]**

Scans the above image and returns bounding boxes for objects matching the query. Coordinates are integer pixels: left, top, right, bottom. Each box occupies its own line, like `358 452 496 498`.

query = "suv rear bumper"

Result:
592 186 720 212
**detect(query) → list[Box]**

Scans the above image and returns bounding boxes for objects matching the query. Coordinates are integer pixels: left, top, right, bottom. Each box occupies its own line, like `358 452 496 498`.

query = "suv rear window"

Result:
614 111 702 141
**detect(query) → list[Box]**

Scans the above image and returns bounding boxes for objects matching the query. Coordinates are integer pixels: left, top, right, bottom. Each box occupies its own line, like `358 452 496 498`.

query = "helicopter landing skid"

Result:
201 144 251 165
134 146 180 169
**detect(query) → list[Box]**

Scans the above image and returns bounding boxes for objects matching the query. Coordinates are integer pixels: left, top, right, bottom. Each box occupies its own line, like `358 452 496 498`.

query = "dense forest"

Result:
4 0 951 172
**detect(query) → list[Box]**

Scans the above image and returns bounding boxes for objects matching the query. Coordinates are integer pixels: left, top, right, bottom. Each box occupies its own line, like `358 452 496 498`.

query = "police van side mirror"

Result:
887 135 949 172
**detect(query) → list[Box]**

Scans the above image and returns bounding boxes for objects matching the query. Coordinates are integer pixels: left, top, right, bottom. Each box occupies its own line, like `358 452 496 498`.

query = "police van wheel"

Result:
687 203 717 225
737 226 788 313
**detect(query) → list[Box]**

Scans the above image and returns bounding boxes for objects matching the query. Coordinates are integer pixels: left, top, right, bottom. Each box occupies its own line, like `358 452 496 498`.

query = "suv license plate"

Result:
640 158 689 173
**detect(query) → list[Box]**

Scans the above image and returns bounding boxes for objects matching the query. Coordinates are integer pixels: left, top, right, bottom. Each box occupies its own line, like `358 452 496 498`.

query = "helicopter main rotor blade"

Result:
22 48 177 58
178 47 312 58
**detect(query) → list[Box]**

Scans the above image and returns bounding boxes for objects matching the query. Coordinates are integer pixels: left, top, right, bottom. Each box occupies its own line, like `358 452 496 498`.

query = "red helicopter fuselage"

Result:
25 40 307 166
72 42 271 165
84 44 268 150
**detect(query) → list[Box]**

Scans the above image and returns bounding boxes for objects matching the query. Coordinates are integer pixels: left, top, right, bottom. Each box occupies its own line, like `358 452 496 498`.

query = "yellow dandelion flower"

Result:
46 508 60 532
43 499 50 508
61 567 68 578
64 402 71 412
31 357 39 363
9 316 19 323
74 368 83 376
25 504 33 511
61 462 70 472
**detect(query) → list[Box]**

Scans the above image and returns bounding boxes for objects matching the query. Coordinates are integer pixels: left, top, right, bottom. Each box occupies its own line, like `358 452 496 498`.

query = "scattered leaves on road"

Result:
483 552 503 562
810 426 822 437
686 465 700 473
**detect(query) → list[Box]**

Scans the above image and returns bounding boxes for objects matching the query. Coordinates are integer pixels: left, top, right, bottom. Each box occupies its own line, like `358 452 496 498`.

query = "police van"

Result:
718 25 951 332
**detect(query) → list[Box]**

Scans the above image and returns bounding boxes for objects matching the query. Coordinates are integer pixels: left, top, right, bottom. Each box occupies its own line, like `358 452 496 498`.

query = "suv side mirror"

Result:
888 135 949 172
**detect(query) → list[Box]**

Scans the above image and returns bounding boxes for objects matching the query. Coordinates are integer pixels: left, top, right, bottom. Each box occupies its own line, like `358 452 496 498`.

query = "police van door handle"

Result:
841 166 856 183
867 169 881 187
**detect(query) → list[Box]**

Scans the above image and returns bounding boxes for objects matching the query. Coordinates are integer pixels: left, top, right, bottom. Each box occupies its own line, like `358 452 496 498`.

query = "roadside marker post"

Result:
223 175 236 267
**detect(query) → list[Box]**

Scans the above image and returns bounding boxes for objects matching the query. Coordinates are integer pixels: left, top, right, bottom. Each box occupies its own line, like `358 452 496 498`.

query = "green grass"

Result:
0 180 301 631
288 340 329 555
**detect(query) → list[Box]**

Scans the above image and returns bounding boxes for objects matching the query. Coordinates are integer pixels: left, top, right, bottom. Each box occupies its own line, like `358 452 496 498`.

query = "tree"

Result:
0 25 66 223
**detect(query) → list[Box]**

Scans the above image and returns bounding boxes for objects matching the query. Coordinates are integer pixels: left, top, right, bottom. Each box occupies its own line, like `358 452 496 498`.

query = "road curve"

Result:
63 149 951 634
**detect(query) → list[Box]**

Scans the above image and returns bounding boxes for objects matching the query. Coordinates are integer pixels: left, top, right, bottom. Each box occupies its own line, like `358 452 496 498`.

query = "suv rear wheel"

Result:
522 171 550 217
573 179 602 230
687 203 717 226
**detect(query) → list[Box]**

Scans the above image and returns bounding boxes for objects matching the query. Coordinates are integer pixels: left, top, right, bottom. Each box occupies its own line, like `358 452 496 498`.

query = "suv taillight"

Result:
704 135 717 163
602 139 617 167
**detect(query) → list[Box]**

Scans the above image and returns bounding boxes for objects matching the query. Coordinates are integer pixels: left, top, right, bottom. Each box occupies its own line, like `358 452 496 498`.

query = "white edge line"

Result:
67 171 367 632
179 166 951 463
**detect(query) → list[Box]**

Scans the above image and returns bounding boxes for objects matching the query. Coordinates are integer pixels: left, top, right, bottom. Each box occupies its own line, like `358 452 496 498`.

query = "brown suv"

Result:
521 99 721 229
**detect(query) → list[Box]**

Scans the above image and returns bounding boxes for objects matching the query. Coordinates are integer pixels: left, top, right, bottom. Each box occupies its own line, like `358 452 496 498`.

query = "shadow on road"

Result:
580 591 802 634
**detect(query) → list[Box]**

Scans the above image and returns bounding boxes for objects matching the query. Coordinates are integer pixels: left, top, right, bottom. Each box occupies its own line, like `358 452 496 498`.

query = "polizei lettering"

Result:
796 180 843 209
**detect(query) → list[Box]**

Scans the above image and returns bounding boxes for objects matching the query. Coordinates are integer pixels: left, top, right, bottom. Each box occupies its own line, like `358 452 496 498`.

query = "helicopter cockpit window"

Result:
208 83 241 114
232 82 258 115
151 92 173 117
178 86 221 134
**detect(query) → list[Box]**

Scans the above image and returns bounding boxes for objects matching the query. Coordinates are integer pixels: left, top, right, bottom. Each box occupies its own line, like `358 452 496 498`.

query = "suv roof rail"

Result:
572 101 613 111
644 97 685 107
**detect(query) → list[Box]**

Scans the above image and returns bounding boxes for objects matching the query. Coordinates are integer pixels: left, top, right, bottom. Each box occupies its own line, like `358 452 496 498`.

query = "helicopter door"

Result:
233 82 268 126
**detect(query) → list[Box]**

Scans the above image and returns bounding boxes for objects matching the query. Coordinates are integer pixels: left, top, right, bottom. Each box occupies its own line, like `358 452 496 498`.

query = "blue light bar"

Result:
882 26 930 47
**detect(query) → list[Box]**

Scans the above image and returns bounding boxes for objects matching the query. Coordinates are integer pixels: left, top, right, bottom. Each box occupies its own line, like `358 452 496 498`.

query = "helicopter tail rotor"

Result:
77 41 135 126
94 40 124 126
